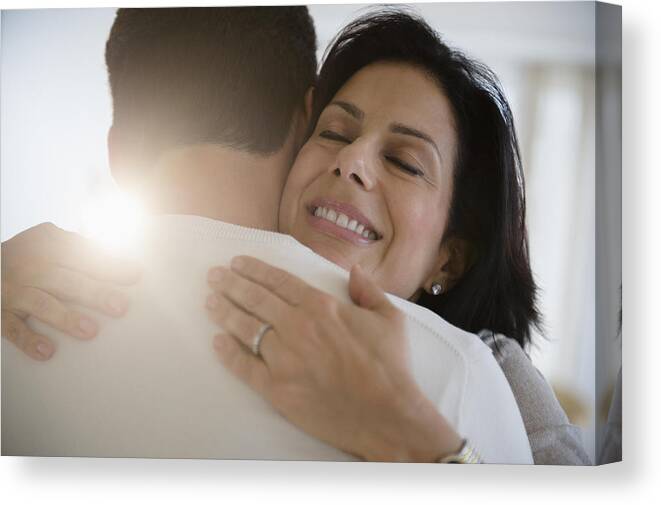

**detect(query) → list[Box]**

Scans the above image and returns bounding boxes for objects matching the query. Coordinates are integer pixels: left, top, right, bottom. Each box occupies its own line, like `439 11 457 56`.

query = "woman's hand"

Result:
1 222 141 360
206 255 463 462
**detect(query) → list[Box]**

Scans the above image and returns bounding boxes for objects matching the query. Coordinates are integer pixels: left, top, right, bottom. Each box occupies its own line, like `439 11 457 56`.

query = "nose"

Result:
333 141 376 190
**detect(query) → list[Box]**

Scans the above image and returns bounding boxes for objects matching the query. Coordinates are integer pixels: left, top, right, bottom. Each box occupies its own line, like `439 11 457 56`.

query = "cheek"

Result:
386 193 449 286
396 197 448 248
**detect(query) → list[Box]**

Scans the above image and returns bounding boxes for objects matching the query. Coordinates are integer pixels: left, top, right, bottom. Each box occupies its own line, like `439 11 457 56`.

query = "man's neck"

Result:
144 144 290 232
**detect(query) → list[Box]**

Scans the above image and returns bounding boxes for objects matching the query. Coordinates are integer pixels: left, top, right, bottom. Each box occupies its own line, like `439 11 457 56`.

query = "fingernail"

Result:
106 292 128 315
78 316 98 338
208 267 225 283
206 294 219 309
36 341 54 358
231 257 245 270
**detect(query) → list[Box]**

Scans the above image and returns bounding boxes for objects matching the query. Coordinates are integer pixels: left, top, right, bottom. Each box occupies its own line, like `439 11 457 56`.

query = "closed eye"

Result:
385 155 424 177
319 130 351 144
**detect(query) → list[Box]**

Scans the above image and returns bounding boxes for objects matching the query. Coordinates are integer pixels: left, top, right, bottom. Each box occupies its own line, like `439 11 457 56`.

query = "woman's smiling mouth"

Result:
307 199 382 245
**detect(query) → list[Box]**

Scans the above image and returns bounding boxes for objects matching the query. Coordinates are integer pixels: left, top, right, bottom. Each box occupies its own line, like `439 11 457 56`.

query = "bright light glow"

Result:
81 189 147 256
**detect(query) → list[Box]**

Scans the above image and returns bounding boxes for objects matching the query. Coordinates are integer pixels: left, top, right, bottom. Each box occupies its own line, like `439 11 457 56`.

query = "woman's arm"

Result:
1 223 140 359
205 255 465 462
480 332 592 465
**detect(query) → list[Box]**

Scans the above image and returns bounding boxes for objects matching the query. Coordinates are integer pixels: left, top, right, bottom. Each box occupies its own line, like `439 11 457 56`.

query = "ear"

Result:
107 125 130 189
422 237 476 295
107 125 120 175
304 85 314 124
292 86 315 150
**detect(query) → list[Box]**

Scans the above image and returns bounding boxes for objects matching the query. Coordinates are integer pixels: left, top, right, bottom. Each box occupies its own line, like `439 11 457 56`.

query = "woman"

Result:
204 10 587 464
2 10 588 463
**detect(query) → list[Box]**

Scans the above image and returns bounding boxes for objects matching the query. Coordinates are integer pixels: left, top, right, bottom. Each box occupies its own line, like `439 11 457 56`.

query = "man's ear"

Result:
304 86 314 125
107 125 130 188
293 86 315 150
422 237 476 295
107 125 119 176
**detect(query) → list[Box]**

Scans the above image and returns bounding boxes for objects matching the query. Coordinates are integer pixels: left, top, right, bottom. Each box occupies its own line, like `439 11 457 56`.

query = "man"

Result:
1 7 532 463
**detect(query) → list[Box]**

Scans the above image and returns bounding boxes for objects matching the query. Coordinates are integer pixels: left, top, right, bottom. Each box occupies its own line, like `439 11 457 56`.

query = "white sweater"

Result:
2 215 532 463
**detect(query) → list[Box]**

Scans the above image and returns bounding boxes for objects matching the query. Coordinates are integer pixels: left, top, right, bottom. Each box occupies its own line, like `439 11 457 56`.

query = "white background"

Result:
0 0 657 503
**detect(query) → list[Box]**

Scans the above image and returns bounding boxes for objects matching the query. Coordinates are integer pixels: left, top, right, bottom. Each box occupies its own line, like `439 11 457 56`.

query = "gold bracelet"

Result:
437 439 483 464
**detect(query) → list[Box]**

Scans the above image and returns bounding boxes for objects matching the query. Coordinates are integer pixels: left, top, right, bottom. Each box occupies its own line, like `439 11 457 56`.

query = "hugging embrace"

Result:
1 6 590 464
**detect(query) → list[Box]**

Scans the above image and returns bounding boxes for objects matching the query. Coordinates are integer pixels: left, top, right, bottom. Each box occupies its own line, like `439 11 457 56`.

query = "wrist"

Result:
436 439 484 464
360 384 463 462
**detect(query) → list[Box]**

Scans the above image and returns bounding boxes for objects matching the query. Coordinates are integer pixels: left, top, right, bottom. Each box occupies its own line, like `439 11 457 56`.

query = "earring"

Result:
431 282 443 296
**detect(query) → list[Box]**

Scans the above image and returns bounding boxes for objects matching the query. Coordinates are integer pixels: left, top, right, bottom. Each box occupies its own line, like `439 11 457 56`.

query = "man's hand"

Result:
206 255 462 462
1 222 141 360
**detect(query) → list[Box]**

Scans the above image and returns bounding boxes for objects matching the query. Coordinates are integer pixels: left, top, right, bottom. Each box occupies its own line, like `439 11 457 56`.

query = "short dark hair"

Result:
312 9 541 348
105 7 317 162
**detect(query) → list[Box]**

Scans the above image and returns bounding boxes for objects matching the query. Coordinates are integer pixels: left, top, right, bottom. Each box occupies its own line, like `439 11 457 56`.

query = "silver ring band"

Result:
251 323 272 357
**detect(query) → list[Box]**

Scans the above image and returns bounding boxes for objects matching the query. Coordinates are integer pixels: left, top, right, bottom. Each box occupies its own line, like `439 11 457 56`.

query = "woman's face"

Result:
279 62 458 299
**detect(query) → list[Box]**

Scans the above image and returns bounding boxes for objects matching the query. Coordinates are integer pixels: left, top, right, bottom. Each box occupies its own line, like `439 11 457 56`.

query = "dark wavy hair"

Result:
311 9 541 348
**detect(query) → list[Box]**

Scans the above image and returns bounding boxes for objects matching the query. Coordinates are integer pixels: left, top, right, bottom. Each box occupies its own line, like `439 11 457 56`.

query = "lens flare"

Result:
81 189 146 256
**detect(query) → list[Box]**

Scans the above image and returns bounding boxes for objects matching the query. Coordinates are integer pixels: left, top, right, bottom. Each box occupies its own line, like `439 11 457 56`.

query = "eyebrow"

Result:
390 122 442 161
329 101 364 121
329 100 442 163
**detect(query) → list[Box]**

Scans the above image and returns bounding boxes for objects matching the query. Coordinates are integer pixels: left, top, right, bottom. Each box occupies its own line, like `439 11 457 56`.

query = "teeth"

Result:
312 205 378 241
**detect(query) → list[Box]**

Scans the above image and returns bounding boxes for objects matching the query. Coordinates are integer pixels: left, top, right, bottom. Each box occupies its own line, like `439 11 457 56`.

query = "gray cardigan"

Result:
480 332 592 465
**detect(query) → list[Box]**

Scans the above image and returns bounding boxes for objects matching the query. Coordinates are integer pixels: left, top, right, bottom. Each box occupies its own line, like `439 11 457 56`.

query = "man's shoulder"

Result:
389 296 493 364
385 296 503 427
384 296 532 464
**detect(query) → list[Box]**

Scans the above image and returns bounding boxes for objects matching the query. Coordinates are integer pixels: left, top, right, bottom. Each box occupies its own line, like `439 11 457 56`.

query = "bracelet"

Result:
436 439 483 464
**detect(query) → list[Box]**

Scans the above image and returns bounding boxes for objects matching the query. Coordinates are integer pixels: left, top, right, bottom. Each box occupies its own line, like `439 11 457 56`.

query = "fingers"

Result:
29 265 129 317
44 223 141 284
225 256 314 307
208 266 291 328
2 310 56 360
206 293 277 360
3 283 99 340
213 332 270 398
349 264 398 318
